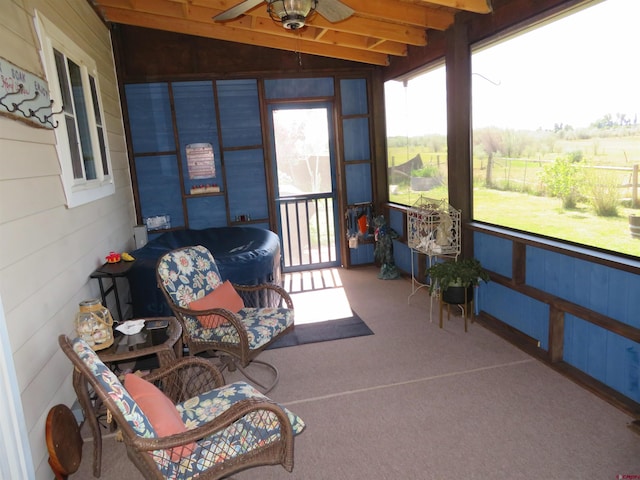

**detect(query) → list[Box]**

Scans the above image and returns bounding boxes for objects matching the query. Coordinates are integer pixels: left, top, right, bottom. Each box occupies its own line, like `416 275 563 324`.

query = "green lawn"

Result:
474 188 639 257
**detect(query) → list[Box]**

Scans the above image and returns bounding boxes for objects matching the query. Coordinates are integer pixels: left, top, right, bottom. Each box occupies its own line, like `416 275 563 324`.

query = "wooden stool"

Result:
46 404 83 480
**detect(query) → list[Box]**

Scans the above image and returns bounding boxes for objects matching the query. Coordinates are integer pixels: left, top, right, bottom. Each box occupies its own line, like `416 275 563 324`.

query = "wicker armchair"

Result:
59 335 305 479
156 245 294 393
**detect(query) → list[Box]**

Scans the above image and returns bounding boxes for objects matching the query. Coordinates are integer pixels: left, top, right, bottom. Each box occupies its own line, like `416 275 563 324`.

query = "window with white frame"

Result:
35 12 114 208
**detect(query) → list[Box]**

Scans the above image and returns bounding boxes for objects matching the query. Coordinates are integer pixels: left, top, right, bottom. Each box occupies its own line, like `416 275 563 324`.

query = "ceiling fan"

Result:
214 0 355 30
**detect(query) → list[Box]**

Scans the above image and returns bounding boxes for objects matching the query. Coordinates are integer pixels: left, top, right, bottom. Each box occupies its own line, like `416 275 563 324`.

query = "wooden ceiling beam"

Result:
341 0 455 30
97 0 428 46
415 0 492 14
223 14 409 56
101 7 391 65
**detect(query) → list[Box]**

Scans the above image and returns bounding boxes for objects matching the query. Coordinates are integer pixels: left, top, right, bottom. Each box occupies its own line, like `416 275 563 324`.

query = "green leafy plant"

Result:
425 258 490 294
540 156 585 209
585 169 620 217
411 165 440 178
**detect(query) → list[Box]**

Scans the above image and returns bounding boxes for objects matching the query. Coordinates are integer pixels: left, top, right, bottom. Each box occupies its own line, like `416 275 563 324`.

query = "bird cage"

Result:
407 196 461 256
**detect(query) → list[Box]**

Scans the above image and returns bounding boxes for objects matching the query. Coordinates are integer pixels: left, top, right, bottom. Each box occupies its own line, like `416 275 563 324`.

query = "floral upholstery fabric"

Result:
154 381 306 479
71 338 156 438
157 245 293 349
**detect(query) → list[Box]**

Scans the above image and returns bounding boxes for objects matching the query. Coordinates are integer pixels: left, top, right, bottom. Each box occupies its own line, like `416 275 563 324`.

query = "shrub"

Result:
585 170 620 216
540 156 585 209
411 165 440 177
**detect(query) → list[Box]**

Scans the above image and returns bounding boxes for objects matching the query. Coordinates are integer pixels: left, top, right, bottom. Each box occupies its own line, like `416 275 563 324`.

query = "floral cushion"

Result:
71 338 156 438
157 245 224 307
184 307 293 350
153 381 306 479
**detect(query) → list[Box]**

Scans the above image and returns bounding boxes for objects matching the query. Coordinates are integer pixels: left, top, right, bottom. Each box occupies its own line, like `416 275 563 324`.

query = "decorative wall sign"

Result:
186 143 216 179
0 57 57 129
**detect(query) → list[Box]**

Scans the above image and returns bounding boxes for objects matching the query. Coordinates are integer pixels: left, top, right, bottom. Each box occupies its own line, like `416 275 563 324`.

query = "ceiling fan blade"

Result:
213 0 265 22
315 0 354 23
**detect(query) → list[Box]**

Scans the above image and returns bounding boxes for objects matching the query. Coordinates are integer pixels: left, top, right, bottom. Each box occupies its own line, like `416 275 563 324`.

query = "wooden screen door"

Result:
269 103 340 272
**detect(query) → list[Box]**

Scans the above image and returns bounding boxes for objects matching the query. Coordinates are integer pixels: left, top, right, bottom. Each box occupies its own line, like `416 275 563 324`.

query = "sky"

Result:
384 0 640 137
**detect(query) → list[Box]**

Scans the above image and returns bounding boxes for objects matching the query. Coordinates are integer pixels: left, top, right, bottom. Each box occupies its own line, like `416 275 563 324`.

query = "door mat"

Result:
267 311 374 349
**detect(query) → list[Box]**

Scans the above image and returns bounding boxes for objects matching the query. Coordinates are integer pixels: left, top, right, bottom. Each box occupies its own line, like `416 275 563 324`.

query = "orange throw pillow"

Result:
188 280 245 328
124 374 196 461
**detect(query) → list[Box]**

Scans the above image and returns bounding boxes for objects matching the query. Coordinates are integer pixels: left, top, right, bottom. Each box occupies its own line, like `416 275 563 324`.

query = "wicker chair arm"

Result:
233 283 294 309
130 398 294 453
170 304 250 346
141 357 225 402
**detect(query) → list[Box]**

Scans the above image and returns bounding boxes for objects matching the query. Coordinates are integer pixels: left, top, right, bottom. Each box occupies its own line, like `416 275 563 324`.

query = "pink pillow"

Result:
124 374 196 461
188 280 245 328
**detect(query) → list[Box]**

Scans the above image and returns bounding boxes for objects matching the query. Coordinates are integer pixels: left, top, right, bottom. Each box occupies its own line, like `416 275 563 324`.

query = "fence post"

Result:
633 164 638 208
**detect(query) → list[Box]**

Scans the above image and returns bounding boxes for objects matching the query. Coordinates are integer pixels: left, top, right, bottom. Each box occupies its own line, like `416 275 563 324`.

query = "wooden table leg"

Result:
72 368 102 477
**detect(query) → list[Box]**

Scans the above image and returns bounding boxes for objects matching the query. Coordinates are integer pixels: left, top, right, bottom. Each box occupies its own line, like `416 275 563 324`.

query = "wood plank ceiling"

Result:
88 0 492 66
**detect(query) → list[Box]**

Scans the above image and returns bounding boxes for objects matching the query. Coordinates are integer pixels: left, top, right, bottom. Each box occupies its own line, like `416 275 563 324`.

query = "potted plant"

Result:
425 257 490 304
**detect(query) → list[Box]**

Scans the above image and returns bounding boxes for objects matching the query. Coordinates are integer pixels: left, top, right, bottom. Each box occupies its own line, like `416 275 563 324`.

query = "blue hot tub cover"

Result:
127 227 281 317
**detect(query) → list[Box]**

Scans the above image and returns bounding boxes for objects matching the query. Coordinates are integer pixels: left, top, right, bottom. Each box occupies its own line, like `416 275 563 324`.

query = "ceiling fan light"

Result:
268 0 317 30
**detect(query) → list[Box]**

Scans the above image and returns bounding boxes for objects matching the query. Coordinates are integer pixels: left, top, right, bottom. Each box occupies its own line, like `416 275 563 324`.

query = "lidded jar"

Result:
75 299 114 350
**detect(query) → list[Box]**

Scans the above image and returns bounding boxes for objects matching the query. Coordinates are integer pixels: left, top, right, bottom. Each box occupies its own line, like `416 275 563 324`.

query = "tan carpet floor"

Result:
72 266 640 479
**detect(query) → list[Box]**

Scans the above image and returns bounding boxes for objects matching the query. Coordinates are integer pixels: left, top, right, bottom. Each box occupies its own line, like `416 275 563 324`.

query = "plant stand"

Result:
406 197 461 322
439 286 474 332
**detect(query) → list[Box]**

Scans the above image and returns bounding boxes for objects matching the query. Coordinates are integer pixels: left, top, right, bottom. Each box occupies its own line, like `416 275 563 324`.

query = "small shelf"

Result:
185 192 224 199
230 218 267 226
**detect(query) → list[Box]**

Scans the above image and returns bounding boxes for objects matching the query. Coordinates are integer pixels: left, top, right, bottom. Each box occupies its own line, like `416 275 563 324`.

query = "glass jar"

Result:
75 299 114 350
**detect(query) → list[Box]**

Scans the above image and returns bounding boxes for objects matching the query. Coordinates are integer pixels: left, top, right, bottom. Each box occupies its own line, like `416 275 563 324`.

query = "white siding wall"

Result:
0 1 135 478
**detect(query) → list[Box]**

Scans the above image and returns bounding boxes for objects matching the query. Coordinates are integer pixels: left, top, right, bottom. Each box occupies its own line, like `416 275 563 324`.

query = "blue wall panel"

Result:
476 231 640 404
565 315 640 402
135 155 184 228
340 79 368 115
393 241 412 275
186 196 227 229
217 79 262 148
389 208 404 237
345 163 372 205
479 282 550 349
125 83 175 153
474 232 511 278
264 78 334 99
172 81 221 193
527 246 640 323
349 242 374 265
225 149 268 221
343 118 370 161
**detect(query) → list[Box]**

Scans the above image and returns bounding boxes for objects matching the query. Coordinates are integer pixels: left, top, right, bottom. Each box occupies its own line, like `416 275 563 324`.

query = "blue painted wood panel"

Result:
186 196 227 229
475 231 640 404
224 149 268 221
172 81 222 193
389 208 404 236
393 240 412 274
217 80 262 148
343 118 370 161
340 79 368 115
345 163 372 205
264 78 334 99
526 246 639 323
478 282 550 349
135 155 184 228
474 232 512 278
349 242 374 265
125 83 175 153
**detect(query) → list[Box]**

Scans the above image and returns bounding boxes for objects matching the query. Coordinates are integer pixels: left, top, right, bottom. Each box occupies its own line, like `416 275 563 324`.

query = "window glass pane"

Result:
68 59 96 180
65 116 83 178
90 75 109 175
472 0 639 257
385 65 448 207
53 49 73 115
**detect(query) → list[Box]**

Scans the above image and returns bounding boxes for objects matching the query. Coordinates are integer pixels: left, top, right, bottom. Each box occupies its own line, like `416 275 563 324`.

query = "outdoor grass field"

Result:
387 133 640 258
